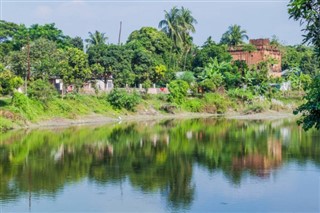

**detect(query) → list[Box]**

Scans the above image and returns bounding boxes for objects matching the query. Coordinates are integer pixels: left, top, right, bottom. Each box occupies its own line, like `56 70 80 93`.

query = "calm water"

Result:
0 118 319 212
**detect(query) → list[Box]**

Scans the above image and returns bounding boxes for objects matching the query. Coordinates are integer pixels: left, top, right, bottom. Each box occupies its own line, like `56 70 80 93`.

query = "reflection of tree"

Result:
0 118 319 209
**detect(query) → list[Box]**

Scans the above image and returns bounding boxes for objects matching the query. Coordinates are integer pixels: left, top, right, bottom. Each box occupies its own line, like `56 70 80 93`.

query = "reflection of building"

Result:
232 139 282 177
228 39 282 77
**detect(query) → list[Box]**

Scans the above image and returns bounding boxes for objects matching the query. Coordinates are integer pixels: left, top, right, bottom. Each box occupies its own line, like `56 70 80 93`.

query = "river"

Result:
0 118 319 212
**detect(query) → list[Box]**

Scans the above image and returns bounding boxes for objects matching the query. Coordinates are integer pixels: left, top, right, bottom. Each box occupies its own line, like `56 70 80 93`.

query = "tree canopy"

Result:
220 24 249 47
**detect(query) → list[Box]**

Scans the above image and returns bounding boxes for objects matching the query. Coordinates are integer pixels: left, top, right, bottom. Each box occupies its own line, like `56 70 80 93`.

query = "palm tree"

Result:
179 7 197 39
85 31 108 48
158 7 197 70
158 7 181 48
220 25 249 47
158 7 197 50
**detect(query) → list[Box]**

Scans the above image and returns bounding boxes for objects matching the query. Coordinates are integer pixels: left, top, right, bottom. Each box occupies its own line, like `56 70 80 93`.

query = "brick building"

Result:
228 39 282 77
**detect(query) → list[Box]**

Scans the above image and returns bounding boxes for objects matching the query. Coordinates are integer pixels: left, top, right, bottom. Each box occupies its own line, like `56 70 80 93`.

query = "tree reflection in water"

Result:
0 118 319 209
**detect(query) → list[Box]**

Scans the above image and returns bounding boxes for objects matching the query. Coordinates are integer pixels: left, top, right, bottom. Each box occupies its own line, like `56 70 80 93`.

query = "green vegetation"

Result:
168 80 189 104
220 24 249 47
0 5 319 131
107 89 141 111
288 0 320 130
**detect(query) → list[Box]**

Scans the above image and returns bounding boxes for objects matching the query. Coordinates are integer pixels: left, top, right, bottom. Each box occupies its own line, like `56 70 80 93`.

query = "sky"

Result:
0 0 304 46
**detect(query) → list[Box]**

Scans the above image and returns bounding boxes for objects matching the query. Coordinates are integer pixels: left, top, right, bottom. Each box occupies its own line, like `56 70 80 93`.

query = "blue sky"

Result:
0 0 303 46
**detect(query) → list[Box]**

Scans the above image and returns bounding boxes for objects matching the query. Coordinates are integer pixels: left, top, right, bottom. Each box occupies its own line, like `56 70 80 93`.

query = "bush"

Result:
168 80 189 104
243 104 265 114
199 79 217 92
182 99 203 112
10 92 43 120
178 71 195 84
227 88 254 102
107 89 141 111
0 117 14 132
11 92 29 112
203 93 228 114
28 79 57 103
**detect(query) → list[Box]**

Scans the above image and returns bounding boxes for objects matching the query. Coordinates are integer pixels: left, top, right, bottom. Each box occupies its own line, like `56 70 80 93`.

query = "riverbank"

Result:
24 110 296 130
0 93 301 132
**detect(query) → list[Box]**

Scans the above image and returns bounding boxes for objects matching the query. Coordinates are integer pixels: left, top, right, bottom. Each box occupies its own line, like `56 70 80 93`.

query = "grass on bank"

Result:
0 89 304 132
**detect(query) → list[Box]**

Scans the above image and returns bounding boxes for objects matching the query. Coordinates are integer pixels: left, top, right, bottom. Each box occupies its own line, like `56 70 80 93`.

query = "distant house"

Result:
49 77 65 94
49 77 114 95
228 39 282 77
82 79 114 94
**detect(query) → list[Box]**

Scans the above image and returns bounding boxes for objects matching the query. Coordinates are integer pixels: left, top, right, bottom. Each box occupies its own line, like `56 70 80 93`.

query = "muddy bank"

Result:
24 110 296 130
225 110 296 120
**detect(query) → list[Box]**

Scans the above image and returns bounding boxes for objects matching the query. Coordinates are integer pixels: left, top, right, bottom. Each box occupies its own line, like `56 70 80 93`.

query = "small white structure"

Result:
280 81 291 91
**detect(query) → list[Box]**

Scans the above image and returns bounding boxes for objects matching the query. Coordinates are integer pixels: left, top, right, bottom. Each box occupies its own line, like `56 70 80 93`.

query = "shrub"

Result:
10 92 43 120
28 79 57 103
199 79 217 92
227 88 254 102
243 104 265 114
11 92 29 112
156 93 168 101
0 69 23 96
178 71 195 84
183 99 203 112
168 80 189 104
203 93 228 114
107 89 141 111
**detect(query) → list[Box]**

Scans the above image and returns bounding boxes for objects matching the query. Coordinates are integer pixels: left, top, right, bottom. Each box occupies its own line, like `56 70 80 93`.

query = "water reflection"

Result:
0 118 319 211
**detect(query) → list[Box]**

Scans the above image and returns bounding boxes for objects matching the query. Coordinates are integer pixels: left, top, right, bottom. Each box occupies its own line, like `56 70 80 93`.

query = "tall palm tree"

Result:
158 7 197 50
158 6 181 49
179 7 197 39
179 7 197 70
158 6 197 70
85 31 108 48
220 25 249 47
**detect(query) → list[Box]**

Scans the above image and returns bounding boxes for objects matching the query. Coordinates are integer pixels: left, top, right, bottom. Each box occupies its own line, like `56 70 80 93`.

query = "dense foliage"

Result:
107 89 141 111
0 6 318 124
288 0 320 130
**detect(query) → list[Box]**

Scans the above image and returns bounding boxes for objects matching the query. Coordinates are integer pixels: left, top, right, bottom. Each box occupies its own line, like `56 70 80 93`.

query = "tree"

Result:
59 47 91 91
193 38 232 71
220 25 249 47
294 75 320 130
158 7 197 70
158 6 181 49
0 64 23 96
87 44 134 87
127 27 175 86
85 31 108 48
198 58 227 92
67 36 84 50
11 23 69 50
9 38 61 80
127 27 172 57
288 0 320 56
0 20 26 60
281 45 319 75
288 0 320 130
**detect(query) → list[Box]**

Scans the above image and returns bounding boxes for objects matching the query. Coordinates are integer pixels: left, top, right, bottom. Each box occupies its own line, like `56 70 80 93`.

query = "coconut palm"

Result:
220 25 249 47
85 31 108 48
179 7 197 39
158 7 181 49
158 7 197 50
159 7 197 70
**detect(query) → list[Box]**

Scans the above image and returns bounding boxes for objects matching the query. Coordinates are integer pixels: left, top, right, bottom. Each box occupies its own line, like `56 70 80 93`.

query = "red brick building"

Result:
228 39 282 77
